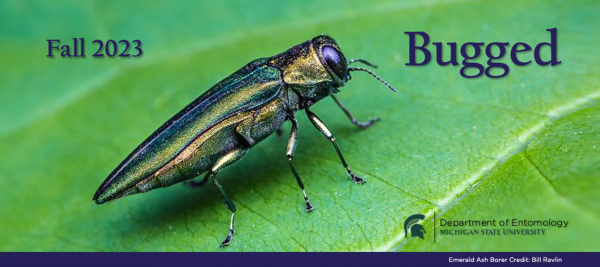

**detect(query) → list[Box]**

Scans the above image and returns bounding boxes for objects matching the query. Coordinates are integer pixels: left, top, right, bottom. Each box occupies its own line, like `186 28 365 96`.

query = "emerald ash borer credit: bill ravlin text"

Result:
93 35 397 247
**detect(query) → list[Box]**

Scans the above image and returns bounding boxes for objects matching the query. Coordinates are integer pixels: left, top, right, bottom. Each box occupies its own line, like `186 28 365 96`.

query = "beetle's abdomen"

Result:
94 65 283 204
134 111 255 194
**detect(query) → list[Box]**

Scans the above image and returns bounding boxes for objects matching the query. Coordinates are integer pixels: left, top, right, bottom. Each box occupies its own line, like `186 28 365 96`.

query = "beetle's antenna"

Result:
348 67 397 93
348 59 378 68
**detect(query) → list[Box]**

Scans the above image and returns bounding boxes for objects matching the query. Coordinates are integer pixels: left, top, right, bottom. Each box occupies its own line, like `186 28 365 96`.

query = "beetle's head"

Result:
311 35 397 92
270 35 396 103
311 35 349 87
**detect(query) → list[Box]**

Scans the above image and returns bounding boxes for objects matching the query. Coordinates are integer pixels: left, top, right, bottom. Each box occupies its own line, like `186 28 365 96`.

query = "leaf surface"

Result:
0 0 598 251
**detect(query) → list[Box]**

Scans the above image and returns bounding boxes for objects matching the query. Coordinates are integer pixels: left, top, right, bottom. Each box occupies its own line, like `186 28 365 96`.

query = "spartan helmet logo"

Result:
404 214 426 240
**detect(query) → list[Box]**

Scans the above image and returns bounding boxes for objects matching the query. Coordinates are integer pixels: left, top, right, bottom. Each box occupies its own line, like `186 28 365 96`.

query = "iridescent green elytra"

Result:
93 35 396 247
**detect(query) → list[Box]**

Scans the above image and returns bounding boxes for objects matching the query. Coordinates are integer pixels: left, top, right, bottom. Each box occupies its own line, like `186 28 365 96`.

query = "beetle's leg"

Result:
306 108 365 184
276 127 284 138
331 95 379 129
209 147 247 247
212 173 236 248
286 116 314 212
184 175 209 187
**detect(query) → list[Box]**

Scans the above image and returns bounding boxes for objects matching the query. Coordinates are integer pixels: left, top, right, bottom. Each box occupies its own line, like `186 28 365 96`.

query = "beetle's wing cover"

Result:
94 59 283 203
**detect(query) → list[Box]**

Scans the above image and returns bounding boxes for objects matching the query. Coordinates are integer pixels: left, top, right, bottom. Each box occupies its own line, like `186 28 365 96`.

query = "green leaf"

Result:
0 0 599 251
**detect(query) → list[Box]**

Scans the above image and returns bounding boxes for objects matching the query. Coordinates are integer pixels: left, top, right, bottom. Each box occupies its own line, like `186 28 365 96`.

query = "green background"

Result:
1 0 599 252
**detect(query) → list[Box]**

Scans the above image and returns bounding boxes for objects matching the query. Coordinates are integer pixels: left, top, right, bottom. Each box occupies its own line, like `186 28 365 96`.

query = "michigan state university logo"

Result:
404 214 426 240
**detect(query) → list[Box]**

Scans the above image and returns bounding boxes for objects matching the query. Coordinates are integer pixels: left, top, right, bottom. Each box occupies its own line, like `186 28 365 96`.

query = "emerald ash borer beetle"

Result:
93 35 396 247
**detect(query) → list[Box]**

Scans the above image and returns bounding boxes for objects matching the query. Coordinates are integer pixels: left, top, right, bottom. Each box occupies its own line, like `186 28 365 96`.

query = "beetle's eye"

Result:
321 45 347 80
